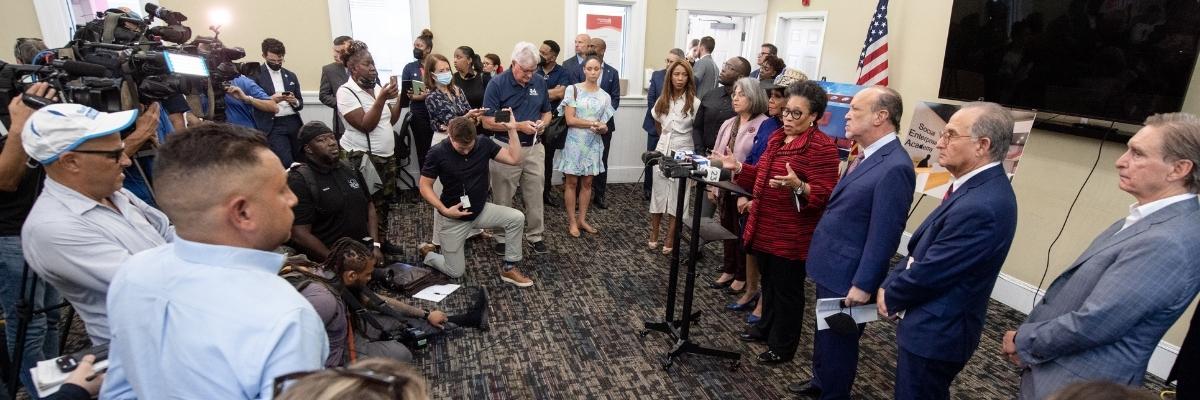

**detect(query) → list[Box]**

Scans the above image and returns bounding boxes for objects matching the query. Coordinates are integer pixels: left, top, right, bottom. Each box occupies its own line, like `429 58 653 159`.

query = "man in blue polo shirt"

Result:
537 39 571 207
223 73 280 131
482 42 553 256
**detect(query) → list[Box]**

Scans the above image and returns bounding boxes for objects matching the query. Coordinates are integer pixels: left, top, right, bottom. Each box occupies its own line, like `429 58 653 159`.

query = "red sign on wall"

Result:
586 14 623 30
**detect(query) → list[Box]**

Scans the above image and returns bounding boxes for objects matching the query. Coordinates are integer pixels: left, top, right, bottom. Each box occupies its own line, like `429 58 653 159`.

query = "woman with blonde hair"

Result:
274 357 430 400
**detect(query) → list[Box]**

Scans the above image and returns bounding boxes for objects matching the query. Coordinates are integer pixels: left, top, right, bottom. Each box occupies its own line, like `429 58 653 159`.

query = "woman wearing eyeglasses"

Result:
712 80 839 365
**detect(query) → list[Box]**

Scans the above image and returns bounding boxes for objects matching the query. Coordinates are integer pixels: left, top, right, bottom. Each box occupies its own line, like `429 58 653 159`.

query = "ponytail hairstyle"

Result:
484 53 503 74
456 45 484 76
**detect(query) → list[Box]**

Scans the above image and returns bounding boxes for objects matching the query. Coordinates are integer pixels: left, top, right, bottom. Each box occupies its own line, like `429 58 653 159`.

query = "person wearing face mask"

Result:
336 41 403 253
402 29 436 169
424 53 487 254
536 39 571 208
251 38 305 167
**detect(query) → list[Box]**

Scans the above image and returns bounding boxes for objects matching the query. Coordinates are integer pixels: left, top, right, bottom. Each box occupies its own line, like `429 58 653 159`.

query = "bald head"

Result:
573 34 591 57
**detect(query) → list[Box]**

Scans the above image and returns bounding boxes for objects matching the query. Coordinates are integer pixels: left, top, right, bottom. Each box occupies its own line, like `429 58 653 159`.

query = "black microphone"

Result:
692 165 731 182
641 150 665 166
52 60 110 78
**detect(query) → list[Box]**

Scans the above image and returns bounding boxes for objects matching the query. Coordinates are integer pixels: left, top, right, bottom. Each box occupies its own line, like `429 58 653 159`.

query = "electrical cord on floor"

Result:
1032 122 1114 310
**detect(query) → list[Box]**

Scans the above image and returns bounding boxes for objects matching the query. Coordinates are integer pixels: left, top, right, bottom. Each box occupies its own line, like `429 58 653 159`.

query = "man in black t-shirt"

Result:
288 121 382 262
420 114 534 287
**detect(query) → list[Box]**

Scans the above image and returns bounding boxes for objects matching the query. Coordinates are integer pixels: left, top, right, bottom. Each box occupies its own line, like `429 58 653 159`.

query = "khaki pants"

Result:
438 203 525 278
488 140 545 244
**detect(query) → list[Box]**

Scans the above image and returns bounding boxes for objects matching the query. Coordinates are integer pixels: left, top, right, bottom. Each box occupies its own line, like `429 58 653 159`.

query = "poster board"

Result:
903 101 1035 198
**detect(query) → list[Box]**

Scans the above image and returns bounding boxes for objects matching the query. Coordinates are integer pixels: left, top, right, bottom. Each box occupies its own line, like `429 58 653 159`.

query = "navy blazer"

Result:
883 164 1018 364
807 139 915 295
642 69 664 135
250 64 303 133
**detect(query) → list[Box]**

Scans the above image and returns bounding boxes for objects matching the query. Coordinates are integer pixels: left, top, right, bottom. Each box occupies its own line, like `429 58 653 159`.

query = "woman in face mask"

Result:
402 29 437 169
423 53 487 247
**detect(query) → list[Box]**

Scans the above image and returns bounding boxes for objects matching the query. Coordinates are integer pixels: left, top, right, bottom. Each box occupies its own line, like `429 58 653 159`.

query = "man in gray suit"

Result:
1003 112 1200 399
692 36 719 99
319 36 352 139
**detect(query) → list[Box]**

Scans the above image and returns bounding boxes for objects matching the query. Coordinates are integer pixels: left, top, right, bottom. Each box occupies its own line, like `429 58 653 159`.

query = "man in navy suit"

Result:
789 86 915 399
879 102 1018 400
584 38 621 209
251 38 304 167
642 49 685 199
1003 113 1200 399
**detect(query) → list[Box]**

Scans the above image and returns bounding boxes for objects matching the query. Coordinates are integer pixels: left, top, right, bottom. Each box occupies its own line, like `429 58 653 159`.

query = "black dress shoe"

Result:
738 332 766 342
594 198 608 209
757 350 792 364
543 194 560 208
786 379 822 397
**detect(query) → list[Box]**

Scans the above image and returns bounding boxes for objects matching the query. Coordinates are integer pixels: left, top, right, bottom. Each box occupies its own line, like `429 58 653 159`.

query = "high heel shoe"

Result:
746 313 761 325
725 292 760 311
708 278 733 289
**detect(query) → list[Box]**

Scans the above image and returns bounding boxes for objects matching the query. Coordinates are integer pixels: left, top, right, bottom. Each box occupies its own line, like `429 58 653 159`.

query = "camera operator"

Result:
250 38 304 167
102 123 327 399
20 97 172 347
291 238 486 366
0 83 62 399
223 66 279 131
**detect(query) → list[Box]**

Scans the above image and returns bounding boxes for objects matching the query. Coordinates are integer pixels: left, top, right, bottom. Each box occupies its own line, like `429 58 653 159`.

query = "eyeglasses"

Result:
71 148 125 161
781 108 807 120
937 131 976 143
272 368 411 399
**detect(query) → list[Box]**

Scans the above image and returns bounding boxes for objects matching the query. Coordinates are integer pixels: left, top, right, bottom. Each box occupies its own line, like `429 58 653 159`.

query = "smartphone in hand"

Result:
494 110 512 123
281 91 293 97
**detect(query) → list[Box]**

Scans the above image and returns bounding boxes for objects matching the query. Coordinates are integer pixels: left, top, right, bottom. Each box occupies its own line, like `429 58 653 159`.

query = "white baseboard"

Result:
899 232 1179 380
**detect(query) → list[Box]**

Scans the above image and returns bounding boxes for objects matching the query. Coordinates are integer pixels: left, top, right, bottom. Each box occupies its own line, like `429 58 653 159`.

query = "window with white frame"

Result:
576 3 629 75
344 0 412 77
565 0 646 97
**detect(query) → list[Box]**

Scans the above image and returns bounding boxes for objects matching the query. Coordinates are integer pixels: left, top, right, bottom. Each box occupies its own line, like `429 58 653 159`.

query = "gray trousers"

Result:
354 311 439 364
437 203 525 278
488 140 545 244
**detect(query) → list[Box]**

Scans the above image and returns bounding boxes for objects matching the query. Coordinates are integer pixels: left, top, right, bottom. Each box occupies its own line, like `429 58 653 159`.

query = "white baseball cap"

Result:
21 104 139 165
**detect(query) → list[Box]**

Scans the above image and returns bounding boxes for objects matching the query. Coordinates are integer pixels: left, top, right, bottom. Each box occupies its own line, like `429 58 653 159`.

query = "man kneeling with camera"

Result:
283 237 487 367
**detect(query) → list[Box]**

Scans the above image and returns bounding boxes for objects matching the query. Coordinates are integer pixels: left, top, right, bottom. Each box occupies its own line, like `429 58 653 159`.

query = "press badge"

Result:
460 195 472 209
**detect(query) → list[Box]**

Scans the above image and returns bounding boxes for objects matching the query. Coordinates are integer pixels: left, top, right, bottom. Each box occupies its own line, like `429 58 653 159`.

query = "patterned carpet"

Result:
383 183 1169 399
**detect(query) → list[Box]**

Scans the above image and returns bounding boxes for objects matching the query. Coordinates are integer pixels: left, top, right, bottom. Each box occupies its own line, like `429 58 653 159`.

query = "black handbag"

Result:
543 84 581 150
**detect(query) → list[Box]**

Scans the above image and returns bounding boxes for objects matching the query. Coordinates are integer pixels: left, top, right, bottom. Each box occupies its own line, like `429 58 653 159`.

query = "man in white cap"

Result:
20 98 172 346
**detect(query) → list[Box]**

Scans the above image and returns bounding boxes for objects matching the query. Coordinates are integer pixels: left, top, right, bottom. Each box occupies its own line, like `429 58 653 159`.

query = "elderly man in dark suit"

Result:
789 86 915 400
251 38 304 167
879 102 1018 400
641 48 684 200
1003 113 1200 399
319 36 352 139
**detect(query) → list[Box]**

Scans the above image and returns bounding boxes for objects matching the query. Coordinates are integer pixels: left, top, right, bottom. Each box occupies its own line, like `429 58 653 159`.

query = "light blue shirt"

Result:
21 177 173 344
100 239 328 399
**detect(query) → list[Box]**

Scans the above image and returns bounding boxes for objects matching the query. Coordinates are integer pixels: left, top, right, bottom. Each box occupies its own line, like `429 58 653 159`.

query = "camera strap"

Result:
340 287 392 339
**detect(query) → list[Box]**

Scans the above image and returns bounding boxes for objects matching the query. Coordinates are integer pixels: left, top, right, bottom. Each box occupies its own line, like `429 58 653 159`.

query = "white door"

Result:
687 14 749 70
777 16 826 78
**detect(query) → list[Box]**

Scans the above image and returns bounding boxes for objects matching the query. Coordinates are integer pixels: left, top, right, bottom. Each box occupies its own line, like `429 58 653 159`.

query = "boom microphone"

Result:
52 60 110 78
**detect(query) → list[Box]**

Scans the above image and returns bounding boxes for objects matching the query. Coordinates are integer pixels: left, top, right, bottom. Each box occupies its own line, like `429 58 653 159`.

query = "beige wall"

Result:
1 0 41 64
767 0 1197 346
428 1 565 71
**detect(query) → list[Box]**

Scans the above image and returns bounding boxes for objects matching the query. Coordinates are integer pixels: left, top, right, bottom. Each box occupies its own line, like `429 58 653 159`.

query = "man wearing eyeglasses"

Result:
751 43 777 79
20 99 174 348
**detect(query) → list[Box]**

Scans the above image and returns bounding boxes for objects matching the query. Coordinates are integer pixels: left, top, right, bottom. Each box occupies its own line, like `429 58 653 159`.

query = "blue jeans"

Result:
0 236 61 399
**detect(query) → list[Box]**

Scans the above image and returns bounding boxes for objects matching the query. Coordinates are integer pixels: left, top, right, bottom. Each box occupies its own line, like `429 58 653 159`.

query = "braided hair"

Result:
339 40 370 67
323 238 373 280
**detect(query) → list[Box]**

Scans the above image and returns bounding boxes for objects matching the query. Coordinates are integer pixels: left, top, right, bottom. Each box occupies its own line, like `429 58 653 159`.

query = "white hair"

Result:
511 42 538 69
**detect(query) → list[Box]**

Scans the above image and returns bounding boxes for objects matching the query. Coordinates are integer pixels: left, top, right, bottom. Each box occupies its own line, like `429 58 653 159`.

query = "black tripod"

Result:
7 262 70 399
641 174 749 370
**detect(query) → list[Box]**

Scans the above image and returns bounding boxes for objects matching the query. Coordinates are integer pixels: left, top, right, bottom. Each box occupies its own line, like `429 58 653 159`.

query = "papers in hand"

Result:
32 357 109 398
815 297 879 330
412 283 461 302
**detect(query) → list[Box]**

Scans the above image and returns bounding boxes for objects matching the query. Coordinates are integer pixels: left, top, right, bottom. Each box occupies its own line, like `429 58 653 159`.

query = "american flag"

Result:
856 0 890 86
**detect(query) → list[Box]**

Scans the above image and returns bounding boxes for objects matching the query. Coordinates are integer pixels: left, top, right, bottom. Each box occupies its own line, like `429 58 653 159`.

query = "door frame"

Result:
774 11 828 79
674 6 767 65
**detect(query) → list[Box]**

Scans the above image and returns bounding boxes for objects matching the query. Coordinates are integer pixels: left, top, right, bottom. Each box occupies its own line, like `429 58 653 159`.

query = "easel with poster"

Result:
901 101 1035 199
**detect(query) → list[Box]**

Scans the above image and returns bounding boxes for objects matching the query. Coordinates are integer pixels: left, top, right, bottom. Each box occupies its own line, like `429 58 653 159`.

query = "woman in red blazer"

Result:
713 80 839 364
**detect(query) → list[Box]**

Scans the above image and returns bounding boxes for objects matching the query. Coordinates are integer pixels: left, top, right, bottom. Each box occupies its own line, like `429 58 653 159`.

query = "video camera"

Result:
0 3 244 123
642 150 730 182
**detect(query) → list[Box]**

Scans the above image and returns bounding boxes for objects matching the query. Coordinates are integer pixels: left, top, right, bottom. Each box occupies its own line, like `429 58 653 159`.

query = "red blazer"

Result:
735 126 840 261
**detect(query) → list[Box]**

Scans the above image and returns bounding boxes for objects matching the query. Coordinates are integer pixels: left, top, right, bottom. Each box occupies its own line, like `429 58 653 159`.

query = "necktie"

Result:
844 153 865 177
943 186 955 201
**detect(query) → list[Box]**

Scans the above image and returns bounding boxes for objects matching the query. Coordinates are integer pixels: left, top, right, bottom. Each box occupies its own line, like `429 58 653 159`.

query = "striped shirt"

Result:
735 127 840 260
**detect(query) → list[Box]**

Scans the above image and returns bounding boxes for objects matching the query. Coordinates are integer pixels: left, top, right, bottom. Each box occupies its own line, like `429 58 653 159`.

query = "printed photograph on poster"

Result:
904 101 1035 198
816 81 869 159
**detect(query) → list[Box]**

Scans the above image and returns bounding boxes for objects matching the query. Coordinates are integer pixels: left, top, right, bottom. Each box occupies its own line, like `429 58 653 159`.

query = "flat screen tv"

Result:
939 0 1200 124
